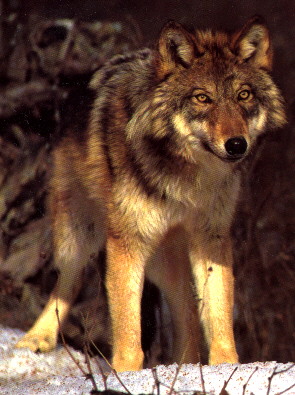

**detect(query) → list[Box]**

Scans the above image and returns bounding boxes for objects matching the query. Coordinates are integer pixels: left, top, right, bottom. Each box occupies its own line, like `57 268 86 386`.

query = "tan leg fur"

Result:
190 233 238 365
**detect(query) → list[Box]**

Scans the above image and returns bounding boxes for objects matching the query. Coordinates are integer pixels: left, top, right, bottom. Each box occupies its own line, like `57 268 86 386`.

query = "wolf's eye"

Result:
238 89 252 101
194 94 212 104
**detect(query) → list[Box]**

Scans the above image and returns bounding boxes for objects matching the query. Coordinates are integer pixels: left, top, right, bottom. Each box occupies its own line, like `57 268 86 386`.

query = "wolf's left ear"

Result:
157 21 197 77
232 16 272 71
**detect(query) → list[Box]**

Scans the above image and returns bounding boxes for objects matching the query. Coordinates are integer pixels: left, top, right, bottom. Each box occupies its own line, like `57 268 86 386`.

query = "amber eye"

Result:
194 94 212 104
238 89 252 101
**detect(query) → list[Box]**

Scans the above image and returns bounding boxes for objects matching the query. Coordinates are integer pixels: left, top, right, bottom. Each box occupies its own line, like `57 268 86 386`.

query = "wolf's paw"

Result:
15 331 57 353
209 340 239 365
112 349 144 372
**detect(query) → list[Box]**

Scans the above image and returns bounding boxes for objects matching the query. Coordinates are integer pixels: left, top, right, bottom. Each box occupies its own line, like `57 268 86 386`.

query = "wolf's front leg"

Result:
190 234 238 365
106 235 146 372
146 227 200 365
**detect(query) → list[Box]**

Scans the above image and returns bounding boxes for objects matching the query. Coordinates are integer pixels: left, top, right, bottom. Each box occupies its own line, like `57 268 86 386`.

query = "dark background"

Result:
0 0 294 365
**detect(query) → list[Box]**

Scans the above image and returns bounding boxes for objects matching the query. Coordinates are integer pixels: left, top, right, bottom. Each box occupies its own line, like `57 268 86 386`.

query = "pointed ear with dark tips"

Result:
231 16 273 71
157 21 197 77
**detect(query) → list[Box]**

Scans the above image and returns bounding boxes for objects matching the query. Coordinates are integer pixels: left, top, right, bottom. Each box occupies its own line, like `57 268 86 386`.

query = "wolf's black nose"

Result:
224 137 248 156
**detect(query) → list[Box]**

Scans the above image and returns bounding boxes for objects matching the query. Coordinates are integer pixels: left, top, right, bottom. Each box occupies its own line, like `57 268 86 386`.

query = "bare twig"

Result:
242 366 258 395
90 339 132 395
55 306 89 377
56 305 109 392
267 366 276 395
168 364 181 395
83 343 99 392
82 314 108 391
198 360 206 395
152 367 160 395
272 363 295 375
219 366 238 395
275 382 295 395
267 363 295 395
151 365 200 395
92 356 109 391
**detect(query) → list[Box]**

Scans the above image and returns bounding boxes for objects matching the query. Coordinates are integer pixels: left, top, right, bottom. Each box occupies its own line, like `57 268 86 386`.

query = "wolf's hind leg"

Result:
15 267 81 352
16 190 103 352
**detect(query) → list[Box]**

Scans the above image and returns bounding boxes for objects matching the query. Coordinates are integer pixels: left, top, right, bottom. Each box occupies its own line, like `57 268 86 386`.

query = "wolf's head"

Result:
151 16 286 163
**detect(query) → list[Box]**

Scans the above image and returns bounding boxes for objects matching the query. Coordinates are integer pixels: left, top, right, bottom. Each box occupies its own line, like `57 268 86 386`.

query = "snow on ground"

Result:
0 325 294 395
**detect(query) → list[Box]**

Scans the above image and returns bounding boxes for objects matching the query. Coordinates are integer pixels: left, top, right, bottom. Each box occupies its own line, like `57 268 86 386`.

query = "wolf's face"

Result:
151 18 286 165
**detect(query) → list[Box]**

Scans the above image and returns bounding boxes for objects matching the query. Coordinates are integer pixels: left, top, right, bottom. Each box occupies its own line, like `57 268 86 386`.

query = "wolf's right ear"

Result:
157 21 197 77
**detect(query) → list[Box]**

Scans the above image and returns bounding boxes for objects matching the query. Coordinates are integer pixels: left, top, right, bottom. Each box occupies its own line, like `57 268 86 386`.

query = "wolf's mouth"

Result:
201 141 246 163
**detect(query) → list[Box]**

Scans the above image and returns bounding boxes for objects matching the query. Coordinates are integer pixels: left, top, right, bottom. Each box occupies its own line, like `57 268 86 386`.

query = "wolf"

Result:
16 16 286 372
